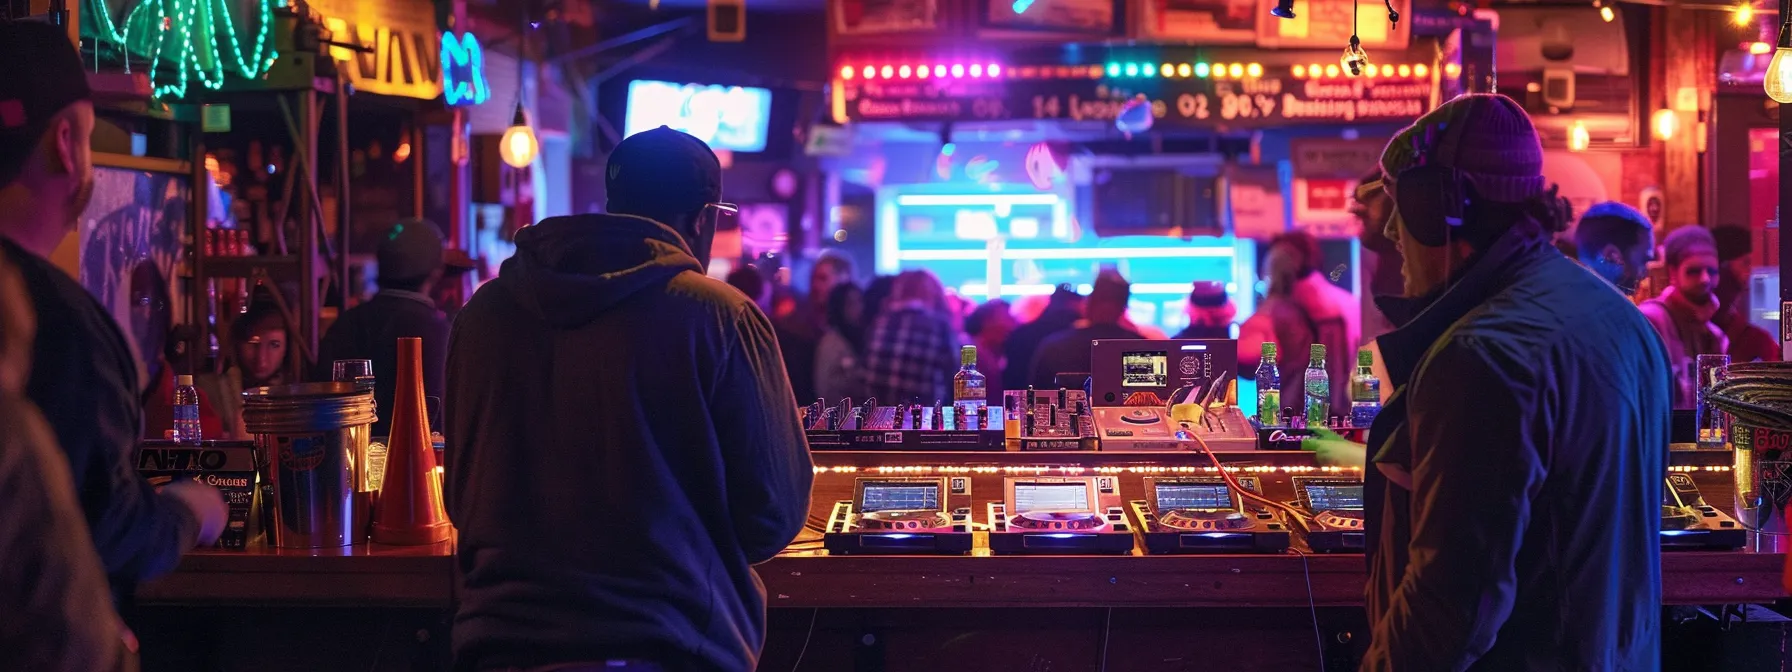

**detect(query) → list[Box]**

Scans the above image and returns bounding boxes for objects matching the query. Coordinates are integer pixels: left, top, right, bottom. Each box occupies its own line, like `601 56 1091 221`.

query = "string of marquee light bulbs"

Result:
84 0 281 99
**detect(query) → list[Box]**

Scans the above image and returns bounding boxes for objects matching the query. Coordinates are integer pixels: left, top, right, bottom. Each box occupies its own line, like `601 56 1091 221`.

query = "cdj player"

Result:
987 476 1134 555
1087 339 1255 451
824 477 975 554
1661 473 1746 549
1129 476 1290 554
1290 476 1366 552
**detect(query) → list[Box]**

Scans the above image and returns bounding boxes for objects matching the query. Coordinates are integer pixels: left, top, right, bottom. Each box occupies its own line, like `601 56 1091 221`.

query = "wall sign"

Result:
441 32 490 106
311 0 443 100
841 73 1432 128
1139 0 1259 43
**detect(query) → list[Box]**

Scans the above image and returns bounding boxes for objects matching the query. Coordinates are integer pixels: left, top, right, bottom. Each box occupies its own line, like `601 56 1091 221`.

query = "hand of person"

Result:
1301 427 1368 470
162 479 228 547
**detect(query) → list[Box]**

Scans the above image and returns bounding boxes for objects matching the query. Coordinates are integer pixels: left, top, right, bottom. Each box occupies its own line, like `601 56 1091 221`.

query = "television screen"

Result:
624 80 772 152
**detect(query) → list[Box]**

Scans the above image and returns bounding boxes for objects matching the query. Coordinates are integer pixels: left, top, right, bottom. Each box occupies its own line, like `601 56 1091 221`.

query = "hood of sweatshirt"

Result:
494 213 704 328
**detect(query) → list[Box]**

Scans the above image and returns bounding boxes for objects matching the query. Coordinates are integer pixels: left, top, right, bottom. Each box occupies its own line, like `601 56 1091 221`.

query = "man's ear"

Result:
50 115 77 176
1601 244 1624 267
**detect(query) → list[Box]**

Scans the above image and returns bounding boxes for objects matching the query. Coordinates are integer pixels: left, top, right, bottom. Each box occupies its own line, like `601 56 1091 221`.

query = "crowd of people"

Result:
0 17 1778 672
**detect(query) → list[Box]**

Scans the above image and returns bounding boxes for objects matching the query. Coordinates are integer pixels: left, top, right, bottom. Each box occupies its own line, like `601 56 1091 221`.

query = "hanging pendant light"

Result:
499 102 539 169
1768 5 1792 103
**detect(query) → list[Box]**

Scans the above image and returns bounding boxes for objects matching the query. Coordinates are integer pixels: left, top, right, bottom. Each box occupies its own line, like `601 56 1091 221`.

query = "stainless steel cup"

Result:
241 383 377 548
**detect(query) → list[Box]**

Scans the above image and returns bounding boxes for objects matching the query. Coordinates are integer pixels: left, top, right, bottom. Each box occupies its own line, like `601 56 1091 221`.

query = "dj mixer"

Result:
824 476 976 555
1289 476 1366 552
802 397 1006 451
1129 476 1290 554
1661 473 1746 549
987 476 1134 555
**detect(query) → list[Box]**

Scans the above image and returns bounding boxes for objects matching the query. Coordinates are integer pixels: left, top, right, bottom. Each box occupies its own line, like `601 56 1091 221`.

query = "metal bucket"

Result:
242 383 377 548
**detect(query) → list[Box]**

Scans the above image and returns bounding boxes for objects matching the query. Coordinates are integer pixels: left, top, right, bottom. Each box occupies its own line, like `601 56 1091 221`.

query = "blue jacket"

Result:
445 214 813 672
1362 226 1670 671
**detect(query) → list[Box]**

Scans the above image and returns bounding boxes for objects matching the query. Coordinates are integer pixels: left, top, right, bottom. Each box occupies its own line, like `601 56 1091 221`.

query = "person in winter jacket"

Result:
1361 94 1669 672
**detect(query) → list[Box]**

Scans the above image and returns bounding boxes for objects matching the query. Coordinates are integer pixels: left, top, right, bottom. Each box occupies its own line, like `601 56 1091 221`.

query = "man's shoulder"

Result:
1 241 105 345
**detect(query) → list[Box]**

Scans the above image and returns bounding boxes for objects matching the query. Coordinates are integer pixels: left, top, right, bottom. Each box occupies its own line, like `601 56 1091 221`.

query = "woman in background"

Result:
862 270 961 404
198 301 293 439
814 282 869 403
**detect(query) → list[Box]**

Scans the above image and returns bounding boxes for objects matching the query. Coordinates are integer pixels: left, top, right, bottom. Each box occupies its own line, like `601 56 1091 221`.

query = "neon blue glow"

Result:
965 158 999 181
1138 62 1156 77
1107 63 1121 77
1012 0 1035 12
441 32 490 106
1123 63 1139 77
624 80 772 152
1195 62 1211 78
941 142 957 156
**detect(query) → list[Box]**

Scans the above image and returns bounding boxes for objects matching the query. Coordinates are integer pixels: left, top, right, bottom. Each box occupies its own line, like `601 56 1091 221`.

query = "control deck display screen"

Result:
1122 350 1168 388
859 483 941 513
1013 482 1092 514
1154 483 1233 511
1304 484 1365 511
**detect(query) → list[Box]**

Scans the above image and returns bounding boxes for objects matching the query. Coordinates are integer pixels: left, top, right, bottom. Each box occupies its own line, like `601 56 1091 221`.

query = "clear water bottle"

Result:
173 375 202 443
1255 342 1281 427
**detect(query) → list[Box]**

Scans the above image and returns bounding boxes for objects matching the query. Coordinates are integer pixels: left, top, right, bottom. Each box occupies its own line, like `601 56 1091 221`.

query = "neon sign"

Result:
441 32 490 106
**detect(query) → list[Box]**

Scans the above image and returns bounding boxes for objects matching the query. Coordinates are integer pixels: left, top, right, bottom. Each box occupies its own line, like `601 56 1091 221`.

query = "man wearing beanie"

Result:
316 218 470 437
0 20 226 603
1360 94 1669 671
445 126 811 672
1640 226 1728 408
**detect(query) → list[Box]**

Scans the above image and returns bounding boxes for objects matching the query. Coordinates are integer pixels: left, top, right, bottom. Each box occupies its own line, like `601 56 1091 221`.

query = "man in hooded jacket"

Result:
444 126 813 672
1360 94 1669 671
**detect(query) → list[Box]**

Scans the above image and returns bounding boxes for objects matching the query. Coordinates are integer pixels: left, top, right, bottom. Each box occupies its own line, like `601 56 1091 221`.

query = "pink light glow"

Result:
970 64 984 77
988 63 1003 78
951 64 965 77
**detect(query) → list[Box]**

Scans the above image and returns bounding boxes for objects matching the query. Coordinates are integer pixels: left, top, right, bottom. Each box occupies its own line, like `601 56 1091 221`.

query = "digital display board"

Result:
1013 482 1092 513
1154 483 1233 511
859 482 942 512
624 80 772 152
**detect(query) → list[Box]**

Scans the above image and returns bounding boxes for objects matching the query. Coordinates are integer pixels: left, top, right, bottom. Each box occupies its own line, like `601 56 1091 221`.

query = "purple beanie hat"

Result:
1380 93 1547 204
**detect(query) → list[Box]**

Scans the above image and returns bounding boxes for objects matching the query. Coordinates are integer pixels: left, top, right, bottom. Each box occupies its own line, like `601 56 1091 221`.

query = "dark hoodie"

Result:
444 214 813 672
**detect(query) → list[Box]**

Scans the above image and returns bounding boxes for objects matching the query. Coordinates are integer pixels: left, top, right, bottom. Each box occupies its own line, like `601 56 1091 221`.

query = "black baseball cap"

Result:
0 21 91 188
605 126 723 215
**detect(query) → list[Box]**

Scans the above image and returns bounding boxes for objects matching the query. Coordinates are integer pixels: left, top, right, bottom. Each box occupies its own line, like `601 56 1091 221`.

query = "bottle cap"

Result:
961 345 977 366
176 375 194 386
1310 344 1326 360
1357 348 1374 367
1262 342 1277 356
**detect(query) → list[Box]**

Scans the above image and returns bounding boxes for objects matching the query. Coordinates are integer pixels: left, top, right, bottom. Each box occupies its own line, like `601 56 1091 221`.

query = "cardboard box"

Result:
136 440 258 550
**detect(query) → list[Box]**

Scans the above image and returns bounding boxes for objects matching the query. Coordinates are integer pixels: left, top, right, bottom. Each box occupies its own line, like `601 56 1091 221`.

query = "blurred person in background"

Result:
776 255 853 403
792 253 853 338
0 20 225 603
965 299 1017 400
814 282 869 402
1354 169 1403 345
1572 201 1654 295
863 269 961 404
197 301 293 439
1238 231 1355 414
315 219 468 437
1712 225 1779 363
1174 281 1235 339
861 275 897 335
1640 225 1728 408
726 265 773 313
1029 270 1141 387
1003 284 1083 391
0 249 135 672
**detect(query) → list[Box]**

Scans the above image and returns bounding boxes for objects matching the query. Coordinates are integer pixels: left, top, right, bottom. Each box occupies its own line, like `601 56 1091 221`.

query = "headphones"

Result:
1390 119 1477 249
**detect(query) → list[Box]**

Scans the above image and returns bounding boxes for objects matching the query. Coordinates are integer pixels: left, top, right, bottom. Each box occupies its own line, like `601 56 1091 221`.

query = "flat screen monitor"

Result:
623 80 771 152
1154 482 1233 511
1012 481 1093 514
858 481 942 513
1303 484 1365 511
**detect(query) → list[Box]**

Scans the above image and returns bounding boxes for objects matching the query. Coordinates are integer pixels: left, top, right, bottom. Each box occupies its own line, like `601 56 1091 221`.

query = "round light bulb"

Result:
1599 5 1614 22
1651 109 1679 141
500 123 539 168
1768 47 1792 103
1568 120 1590 152
1735 4 1754 26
